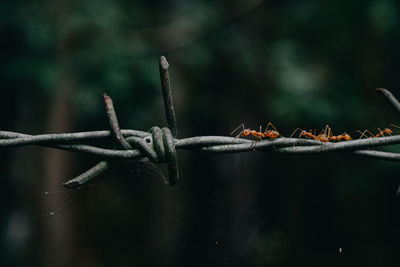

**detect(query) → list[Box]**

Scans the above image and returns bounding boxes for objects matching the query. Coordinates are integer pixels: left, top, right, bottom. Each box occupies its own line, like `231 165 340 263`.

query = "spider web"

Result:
13 158 288 265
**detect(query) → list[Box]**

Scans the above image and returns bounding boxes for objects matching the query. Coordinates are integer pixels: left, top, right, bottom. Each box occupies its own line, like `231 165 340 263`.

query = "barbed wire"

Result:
2 57 400 188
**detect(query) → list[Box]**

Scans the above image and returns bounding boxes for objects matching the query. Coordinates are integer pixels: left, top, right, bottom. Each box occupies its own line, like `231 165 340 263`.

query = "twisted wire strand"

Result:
2 130 400 155
2 127 400 188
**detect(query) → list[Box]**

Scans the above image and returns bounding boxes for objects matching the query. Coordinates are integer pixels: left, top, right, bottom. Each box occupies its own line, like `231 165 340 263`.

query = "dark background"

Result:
1 0 400 266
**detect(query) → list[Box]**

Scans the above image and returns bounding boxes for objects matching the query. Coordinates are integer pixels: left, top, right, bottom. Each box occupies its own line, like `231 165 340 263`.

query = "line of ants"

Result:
230 122 399 144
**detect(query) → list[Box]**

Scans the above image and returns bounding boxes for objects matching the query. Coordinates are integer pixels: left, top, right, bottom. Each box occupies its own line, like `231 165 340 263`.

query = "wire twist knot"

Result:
139 126 178 185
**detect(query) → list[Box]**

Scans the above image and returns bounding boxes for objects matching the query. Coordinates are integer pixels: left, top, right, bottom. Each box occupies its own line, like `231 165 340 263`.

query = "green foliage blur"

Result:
1 0 400 266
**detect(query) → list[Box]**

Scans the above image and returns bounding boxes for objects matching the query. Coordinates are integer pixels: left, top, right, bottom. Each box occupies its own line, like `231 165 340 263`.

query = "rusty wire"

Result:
1 57 400 188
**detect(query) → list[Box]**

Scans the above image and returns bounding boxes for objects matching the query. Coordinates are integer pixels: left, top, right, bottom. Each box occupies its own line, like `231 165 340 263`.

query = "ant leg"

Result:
323 125 330 135
253 136 262 150
264 122 280 135
230 124 245 136
365 130 375 138
377 128 384 137
318 126 326 136
264 122 275 131
328 126 333 138
290 128 301 138
390 123 400 129
250 135 256 149
357 129 374 139
319 125 330 140
289 128 304 148
356 130 367 139
328 126 333 139
228 130 246 147
228 124 245 147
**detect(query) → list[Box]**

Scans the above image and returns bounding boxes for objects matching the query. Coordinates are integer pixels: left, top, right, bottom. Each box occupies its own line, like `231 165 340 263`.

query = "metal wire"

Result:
1 56 400 188
159 56 178 138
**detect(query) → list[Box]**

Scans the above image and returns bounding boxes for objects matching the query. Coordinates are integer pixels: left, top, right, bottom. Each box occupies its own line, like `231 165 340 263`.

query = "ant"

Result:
291 125 352 142
262 122 281 139
230 122 281 147
323 125 352 142
357 127 393 139
290 128 315 139
290 127 330 142
315 125 330 142
331 133 352 141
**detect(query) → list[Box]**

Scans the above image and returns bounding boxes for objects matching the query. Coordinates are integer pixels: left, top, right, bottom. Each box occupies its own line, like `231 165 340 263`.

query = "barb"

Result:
159 56 178 137
376 88 400 118
64 93 136 188
104 93 132 150
63 161 110 188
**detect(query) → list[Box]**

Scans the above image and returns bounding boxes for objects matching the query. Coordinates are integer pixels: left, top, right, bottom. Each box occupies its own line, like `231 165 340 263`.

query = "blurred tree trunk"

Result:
40 1 77 264
41 67 76 267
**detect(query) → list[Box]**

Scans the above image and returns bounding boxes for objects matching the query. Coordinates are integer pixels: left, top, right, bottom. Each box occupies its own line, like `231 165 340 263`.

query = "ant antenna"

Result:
230 124 245 136
390 123 400 129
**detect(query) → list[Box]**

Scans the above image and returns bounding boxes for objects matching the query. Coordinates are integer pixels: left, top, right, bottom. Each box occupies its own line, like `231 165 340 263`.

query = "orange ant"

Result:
357 127 393 139
324 125 352 142
230 122 281 146
332 133 352 141
262 122 281 139
290 127 330 142
315 125 330 142
290 128 315 139
291 125 352 142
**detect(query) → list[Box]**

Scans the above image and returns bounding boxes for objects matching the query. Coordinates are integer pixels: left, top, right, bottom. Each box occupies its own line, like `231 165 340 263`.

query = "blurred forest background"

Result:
1 0 400 266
